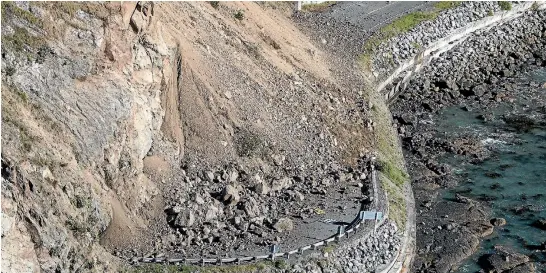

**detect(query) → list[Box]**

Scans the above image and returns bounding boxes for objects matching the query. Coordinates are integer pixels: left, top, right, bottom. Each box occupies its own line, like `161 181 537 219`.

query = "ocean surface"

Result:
432 68 546 272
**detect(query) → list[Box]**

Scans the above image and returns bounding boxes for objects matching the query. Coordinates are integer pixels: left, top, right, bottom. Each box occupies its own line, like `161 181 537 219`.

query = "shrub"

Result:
274 260 287 269
488 10 494 16
5 67 16 76
234 9 245 20
209 1 219 9
498 1 512 11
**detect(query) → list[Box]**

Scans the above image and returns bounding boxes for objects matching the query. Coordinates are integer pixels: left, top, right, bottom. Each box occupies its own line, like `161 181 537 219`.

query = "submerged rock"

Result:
490 218 507 227
478 246 530 272
532 219 546 230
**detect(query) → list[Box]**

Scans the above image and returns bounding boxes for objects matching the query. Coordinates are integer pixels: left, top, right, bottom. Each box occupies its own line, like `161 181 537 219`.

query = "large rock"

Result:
173 211 195 228
243 197 261 218
251 174 270 195
273 218 294 232
221 185 240 206
204 205 219 222
490 217 507 227
271 177 292 192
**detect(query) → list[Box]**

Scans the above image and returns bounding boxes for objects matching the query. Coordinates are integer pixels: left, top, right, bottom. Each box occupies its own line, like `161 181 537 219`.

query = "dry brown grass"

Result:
301 1 337 12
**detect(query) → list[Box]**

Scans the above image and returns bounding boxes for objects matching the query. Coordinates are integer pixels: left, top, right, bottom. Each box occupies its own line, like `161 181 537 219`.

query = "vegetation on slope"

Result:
301 1 336 12
360 1 462 70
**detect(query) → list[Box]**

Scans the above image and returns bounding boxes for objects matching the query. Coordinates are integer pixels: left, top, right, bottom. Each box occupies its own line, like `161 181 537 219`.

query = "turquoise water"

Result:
433 68 546 272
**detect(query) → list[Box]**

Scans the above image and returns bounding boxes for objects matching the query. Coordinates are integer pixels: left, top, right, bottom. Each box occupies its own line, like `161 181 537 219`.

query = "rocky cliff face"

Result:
2 2 377 272
2 2 177 272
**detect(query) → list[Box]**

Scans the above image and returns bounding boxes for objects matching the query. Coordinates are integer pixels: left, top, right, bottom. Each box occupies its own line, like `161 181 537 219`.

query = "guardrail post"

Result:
236 258 241 265
299 248 304 255
285 252 290 259
217 258 222 266
201 259 205 266
336 226 345 242
270 245 278 261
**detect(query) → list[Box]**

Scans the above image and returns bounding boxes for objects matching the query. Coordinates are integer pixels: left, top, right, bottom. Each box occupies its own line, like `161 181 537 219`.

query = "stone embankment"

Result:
373 1 545 103
372 1 506 78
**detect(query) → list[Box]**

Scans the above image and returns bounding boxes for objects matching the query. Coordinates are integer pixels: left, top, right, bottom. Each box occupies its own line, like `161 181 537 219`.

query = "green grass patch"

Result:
274 259 288 269
379 159 408 187
301 1 336 12
2 26 46 52
365 87 409 230
433 1 461 11
498 1 512 11
382 11 437 36
322 244 336 254
1 2 43 26
381 175 407 230
369 92 405 169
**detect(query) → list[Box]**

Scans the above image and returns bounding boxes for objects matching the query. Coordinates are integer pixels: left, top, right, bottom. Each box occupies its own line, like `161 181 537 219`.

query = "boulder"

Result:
271 177 292 192
243 197 261 218
204 205 219 222
221 185 240 206
165 205 183 215
251 174 270 195
490 217 507 227
470 84 487 96
205 171 215 182
273 218 294 232
173 211 195 227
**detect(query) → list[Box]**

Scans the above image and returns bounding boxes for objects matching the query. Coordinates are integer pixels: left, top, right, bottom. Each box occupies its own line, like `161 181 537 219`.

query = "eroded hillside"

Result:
1 2 375 272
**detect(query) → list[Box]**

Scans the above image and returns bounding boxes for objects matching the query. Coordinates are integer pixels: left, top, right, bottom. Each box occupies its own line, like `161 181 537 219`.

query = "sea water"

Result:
433 68 546 272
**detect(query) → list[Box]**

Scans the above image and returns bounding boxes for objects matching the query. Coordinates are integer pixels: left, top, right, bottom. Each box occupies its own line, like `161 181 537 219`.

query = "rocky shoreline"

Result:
389 8 546 273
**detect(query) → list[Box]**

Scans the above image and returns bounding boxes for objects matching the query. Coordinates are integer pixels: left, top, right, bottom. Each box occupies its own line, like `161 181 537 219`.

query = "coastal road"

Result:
322 1 432 32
